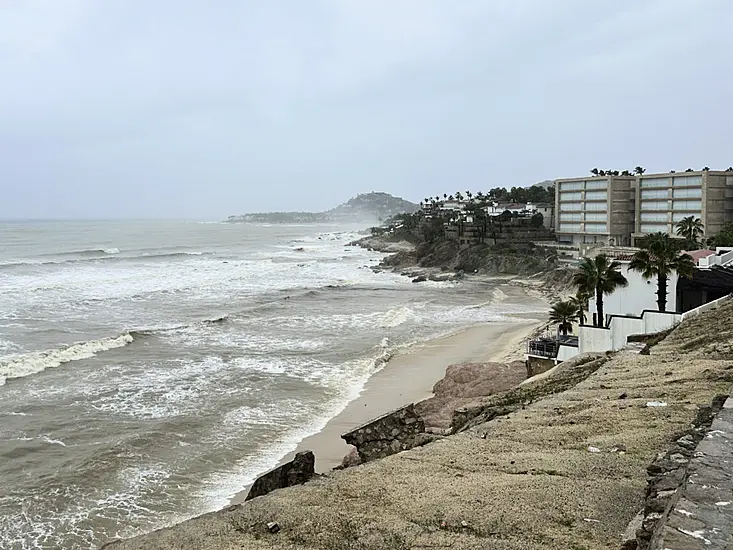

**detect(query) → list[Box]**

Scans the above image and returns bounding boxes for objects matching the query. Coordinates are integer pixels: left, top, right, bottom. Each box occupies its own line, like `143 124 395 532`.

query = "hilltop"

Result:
226 192 418 224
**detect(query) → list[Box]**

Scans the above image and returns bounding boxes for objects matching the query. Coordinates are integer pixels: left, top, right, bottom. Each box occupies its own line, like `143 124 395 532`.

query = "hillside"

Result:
226 193 418 224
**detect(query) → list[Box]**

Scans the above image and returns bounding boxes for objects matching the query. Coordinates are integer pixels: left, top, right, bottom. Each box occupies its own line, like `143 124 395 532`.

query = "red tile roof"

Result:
682 249 715 262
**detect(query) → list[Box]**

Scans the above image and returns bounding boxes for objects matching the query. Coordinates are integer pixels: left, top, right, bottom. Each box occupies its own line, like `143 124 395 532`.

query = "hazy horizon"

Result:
2 1 732 220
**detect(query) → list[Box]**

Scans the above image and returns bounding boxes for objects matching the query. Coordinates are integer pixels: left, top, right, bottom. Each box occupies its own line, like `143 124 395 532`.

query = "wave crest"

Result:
0 333 134 386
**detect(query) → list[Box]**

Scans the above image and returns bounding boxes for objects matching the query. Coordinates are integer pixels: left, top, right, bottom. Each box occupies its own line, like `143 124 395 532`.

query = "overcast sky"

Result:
1 1 732 219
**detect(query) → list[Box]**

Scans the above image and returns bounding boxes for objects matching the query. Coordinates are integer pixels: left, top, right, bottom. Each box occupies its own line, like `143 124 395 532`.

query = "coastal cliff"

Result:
103 297 733 549
226 192 418 224
356 232 573 287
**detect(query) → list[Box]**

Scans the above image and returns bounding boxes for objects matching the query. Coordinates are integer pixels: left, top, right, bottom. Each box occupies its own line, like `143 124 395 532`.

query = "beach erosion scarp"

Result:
103 295 733 549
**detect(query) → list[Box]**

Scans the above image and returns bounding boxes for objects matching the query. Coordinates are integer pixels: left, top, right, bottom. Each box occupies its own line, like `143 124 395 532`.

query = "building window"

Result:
559 223 581 232
560 212 582 221
640 223 668 234
673 175 702 186
561 192 582 201
584 212 607 222
585 180 607 190
584 223 607 233
673 187 702 198
584 191 607 201
585 202 607 211
640 212 668 222
672 200 702 211
641 188 670 199
672 211 697 223
562 202 582 211
640 177 672 188
641 200 669 211
560 182 583 191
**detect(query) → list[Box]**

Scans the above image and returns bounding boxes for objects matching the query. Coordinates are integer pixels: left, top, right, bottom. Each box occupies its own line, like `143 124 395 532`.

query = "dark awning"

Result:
678 266 733 293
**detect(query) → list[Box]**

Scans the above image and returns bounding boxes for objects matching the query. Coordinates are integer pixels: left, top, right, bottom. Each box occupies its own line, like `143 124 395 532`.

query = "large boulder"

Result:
245 450 315 501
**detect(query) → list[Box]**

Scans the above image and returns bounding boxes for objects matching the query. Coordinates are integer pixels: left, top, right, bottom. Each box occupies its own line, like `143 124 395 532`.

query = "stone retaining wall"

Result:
341 404 426 463
622 393 730 549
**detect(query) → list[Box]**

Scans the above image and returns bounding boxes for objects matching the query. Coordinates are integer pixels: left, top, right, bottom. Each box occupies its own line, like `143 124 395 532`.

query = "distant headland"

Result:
225 192 419 224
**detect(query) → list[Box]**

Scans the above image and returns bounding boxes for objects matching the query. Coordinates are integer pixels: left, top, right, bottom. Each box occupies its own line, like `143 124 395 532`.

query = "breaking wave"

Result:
0 333 134 386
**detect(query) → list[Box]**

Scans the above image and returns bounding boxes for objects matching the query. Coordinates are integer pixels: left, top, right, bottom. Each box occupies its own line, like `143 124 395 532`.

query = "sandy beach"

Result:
231 305 544 504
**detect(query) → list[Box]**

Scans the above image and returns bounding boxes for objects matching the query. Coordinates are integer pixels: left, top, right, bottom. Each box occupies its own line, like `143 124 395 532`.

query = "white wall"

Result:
643 311 680 333
578 326 612 354
608 316 644 349
557 344 580 361
588 263 679 318
580 311 681 353
681 294 732 320
698 248 733 268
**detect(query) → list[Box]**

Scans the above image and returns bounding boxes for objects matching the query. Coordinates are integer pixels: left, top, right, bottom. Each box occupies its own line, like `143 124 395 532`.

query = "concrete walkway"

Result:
653 394 733 549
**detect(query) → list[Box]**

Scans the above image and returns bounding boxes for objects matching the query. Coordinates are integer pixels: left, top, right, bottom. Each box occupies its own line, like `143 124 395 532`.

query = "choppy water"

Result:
0 220 544 549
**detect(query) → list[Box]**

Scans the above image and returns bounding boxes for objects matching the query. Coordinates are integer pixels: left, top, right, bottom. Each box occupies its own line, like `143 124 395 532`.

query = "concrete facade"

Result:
555 175 636 247
633 170 733 243
555 170 733 248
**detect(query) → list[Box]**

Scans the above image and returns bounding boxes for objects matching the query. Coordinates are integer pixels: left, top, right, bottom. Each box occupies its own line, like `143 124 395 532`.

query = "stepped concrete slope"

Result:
104 301 733 550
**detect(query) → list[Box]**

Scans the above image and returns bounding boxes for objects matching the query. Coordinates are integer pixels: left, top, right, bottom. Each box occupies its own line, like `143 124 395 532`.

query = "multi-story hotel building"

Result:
555 170 733 247
554 175 635 246
633 171 733 241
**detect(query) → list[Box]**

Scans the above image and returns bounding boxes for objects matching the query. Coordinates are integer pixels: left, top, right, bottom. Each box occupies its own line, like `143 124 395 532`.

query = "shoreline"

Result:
230 296 545 504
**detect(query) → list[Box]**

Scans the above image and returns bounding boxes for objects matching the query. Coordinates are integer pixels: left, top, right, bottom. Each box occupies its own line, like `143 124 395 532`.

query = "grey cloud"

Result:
0 0 732 219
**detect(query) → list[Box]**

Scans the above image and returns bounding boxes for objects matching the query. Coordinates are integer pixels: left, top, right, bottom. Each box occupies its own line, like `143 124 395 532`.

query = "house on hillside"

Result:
526 202 554 229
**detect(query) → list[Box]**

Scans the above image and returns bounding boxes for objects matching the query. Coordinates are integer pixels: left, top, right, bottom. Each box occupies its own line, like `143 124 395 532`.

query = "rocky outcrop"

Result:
450 353 610 433
341 404 428 463
244 451 315 501
414 361 526 429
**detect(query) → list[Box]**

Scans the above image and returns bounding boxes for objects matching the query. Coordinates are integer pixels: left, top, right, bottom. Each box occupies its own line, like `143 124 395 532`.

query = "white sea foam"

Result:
103 248 121 255
0 333 134 386
41 435 67 447
379 305 419 328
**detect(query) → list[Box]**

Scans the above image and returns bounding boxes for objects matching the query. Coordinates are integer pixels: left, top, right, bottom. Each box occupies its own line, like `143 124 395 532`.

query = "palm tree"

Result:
703 166 710 171
455 191 464 201
629 233 696 313
569 291 590 326
572 254 628 327
634 166 646 175
675 216 704 246
549 300 578 336
590 168 599 176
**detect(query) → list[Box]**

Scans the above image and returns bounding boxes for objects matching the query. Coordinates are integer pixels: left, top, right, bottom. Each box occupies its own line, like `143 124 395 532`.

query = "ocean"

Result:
0 220 542 549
